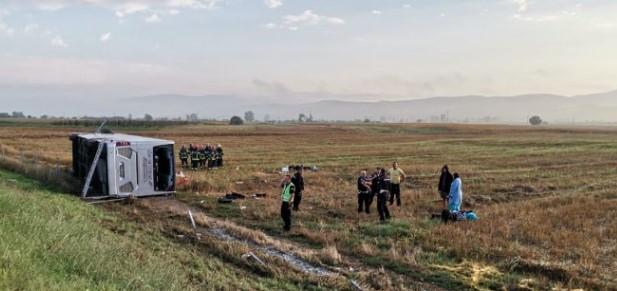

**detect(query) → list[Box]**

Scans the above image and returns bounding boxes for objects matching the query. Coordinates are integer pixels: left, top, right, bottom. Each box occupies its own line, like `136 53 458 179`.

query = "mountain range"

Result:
4 90 617 123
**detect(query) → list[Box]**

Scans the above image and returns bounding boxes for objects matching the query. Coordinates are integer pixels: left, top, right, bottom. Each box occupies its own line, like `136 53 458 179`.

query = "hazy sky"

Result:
1 0 617 102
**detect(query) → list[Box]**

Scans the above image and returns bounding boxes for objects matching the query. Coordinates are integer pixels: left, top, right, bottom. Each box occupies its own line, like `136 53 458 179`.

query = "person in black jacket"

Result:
291 166 305 211
438 165 454 210
357 170 373 213
374 168 391 222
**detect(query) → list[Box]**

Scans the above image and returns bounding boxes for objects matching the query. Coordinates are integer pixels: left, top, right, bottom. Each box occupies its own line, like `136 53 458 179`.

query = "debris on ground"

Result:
280 164 319 174
350 279 365 291
217 192 247 203
176 171 189 186
241 252 266 266
229 192 246 199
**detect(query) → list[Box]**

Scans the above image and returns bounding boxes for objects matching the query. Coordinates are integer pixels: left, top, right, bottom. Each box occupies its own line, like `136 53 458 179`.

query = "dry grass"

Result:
1 122 616 289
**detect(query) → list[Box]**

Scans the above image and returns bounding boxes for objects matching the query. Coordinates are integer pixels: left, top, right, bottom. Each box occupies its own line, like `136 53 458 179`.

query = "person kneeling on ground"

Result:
357 170 373 214
280 175 295 231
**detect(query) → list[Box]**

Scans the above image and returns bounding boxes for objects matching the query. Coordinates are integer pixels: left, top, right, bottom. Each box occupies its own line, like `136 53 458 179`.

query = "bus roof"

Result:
73 133 174 144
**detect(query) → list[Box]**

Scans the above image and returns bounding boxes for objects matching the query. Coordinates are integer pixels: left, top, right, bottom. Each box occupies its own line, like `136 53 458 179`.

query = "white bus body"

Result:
70 133 175 198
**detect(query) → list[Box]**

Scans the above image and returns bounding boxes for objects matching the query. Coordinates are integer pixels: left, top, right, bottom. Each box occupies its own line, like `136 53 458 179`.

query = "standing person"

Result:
357 170 372 213
199 145 207 169
205 144 213 169
216 144 224 167
438 165 454 210
291 166 305 211
388 161 406 207
190 146 200 170
280 175 295 231
375 168 391 222
179 145 189 168
448 173 463 213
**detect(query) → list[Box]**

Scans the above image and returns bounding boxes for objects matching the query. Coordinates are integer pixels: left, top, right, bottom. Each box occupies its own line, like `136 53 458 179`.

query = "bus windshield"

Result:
153 144 175 192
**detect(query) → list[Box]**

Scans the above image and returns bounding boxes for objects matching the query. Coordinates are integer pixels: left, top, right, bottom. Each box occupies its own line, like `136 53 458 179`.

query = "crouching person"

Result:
280 175 295 231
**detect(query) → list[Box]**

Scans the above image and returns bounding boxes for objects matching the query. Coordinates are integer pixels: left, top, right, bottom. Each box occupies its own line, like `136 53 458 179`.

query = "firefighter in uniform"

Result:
280 175 295 231
179 145 189 168
205 144 213 169
191 147 200 170
199 146 206 169
216 144 224 167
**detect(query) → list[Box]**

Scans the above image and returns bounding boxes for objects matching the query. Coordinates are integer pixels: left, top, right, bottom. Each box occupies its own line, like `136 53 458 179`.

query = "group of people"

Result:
178 144 224 170
277 161 469 231
356 161 407 222
438 165 463 214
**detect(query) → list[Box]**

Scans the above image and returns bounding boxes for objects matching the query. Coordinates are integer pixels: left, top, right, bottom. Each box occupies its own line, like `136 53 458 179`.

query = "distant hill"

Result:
4 90 617 122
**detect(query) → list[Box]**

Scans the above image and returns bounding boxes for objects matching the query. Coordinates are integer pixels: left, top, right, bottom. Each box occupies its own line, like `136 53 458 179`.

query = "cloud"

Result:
23 23 39 33
167 0 223 10
114 2 149 17
0 10 14 37
252 79 292 95
402 4 411 9
0 56 175 86
371 10 382 15
276 10 344 30
0 21 14 37
36 2 66 11
264 0 282 9
51 36 68 47
169 9 180 15
264 22 276 29
512 0 528 12
100 32 111 42
145 13 161 23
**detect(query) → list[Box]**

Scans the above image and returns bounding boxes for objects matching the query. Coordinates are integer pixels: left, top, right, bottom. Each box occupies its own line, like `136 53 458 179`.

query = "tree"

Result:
144 113 153 121
244 111 255 123
298 113 306 123
307 113 313 122
363 118 371 123
12 111 25 118
529 115 543 126
229 116 244 125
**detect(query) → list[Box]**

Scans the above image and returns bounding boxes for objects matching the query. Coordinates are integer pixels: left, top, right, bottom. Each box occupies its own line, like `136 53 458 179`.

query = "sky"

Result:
1 0 617 104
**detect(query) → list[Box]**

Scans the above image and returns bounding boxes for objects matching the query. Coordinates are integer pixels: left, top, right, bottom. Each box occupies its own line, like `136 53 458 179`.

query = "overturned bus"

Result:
70 133 175 199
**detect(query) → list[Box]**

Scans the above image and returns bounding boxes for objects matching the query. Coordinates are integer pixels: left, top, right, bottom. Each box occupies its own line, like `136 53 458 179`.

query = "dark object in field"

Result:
254 192 267 198
287 164 319 172
439 209 478 223
230 192 246 199
218 192 246 203
218 197 233 203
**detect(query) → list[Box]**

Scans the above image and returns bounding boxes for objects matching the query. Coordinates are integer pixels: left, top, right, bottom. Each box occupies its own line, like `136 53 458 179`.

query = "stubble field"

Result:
0 122 615 290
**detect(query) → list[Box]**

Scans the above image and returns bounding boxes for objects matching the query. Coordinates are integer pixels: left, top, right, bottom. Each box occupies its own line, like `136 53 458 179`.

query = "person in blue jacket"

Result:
448 173 463 213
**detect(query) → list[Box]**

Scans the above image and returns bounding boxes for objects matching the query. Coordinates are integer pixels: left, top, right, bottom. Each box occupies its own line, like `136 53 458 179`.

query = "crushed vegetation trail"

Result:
108 196 443 291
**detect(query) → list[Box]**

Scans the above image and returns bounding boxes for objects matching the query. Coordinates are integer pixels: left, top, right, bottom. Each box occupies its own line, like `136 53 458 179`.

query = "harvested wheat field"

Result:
1 122 616 290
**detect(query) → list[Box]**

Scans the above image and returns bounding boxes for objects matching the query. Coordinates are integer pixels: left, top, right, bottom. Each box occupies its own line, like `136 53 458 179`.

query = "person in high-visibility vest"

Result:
280 175 295 231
